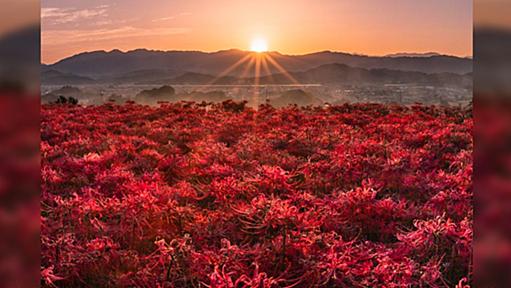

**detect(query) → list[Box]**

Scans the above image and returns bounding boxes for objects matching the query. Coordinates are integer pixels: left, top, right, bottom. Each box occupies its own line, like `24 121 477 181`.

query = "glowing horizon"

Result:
42 0 472 64
250 37 268 53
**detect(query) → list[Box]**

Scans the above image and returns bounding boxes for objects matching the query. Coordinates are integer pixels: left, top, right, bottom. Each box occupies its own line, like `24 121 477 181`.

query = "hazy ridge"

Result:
42 48 472 84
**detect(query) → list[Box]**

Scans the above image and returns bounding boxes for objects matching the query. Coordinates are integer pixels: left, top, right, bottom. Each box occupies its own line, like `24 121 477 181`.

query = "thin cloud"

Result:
42 26 191 45
42 6 108 24
152 12 191 22
152 16 176 22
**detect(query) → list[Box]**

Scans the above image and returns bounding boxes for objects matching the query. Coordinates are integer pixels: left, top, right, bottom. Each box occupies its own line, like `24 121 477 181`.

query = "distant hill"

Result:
42 86 86 104
255 63 472 87
134 72 239 85
42 69 96 85
385 52 442 58
108 69 181 84
170 72 215 84
135 85 177 104
270 89 322 107
148 63 470 88
44 49 472 81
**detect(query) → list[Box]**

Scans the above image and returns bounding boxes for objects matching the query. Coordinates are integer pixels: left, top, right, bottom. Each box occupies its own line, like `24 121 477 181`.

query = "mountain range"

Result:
134 63 471 88
385 52 443 58
42 48 472 86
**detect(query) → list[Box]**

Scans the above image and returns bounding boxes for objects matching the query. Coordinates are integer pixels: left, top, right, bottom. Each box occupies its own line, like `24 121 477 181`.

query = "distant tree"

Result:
68 97 79 105
55 95 78 105
55 95 67 104
222 100 247 113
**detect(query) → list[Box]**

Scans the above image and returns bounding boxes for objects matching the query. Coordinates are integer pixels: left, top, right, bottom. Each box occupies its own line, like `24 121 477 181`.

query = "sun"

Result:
250 37 268 53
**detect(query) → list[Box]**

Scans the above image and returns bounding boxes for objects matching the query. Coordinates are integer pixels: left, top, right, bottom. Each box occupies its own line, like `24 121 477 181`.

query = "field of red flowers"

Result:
41 101 472 287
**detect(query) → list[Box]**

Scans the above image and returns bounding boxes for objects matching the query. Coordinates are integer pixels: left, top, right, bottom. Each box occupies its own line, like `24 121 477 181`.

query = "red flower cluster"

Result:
41 102 472 287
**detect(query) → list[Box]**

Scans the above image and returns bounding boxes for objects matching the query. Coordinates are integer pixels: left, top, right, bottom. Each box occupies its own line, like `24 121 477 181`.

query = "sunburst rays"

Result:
264 54 300 85
196 51 301 105
260 55 273 85
206 53 252 86
253 54 262 102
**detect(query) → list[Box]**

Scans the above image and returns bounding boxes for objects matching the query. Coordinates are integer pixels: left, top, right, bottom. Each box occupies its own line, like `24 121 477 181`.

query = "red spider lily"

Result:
41 102 472 287
41 266 64 287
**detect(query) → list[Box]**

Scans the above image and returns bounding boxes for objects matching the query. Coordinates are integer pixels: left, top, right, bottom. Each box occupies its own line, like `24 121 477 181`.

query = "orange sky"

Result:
42 0 473 64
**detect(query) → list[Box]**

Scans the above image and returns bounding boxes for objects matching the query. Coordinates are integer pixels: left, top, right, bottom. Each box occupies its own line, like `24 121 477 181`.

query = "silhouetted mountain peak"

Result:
46 48 472 80
386 52 442 58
